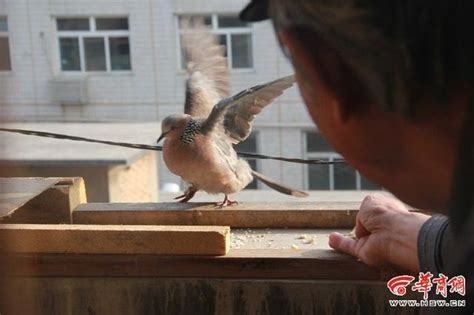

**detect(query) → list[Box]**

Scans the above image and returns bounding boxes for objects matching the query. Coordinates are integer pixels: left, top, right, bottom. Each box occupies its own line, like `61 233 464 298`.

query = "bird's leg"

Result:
174 187 198 203
217 194 239 207
173 192 187 200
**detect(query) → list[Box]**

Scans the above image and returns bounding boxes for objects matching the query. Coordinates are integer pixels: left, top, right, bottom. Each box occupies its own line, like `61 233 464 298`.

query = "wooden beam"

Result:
0 177 87 224
0 224 229 256
73 202 360 228
0 249 399 281
0 177 60 217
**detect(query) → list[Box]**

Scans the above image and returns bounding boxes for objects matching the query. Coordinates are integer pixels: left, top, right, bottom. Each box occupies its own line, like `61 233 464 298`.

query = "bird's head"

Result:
157 114 191 143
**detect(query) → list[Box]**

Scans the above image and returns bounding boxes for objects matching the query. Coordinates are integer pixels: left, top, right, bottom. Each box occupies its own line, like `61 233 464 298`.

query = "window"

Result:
56 17 131 72
305 131 381 190
234 132 259 189
0 16 11 71
178 14 253 70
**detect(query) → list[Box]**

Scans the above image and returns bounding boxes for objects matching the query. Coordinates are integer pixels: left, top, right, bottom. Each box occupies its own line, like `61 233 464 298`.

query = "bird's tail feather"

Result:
251 171 308 198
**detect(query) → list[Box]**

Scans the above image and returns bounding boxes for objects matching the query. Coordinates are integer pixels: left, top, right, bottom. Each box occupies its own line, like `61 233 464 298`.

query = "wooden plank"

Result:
0 249 399 281
73 202 360 228
0 177 60 217
229 228 345 250
0 177 87 224
0 224 229 256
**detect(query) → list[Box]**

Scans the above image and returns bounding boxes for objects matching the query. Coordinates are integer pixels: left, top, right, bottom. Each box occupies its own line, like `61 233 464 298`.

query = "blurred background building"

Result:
0 0 379 200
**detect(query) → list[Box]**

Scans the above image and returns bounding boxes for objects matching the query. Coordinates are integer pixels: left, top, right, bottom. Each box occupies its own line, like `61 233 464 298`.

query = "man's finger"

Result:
328 232 359 258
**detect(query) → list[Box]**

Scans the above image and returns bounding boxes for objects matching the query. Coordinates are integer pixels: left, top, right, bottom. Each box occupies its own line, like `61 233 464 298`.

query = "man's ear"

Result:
279 28 367 123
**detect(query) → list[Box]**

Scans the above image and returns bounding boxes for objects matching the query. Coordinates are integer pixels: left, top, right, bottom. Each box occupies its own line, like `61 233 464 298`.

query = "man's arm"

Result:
418 215 454 274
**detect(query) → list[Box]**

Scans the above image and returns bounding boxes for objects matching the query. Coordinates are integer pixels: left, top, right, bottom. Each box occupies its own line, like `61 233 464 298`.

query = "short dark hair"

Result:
269 1 474 116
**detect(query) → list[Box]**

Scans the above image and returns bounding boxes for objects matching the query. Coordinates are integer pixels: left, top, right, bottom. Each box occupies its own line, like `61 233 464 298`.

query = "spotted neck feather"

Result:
180 119 202 144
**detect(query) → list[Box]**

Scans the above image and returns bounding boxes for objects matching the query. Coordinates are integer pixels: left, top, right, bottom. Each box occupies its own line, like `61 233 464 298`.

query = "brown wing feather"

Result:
181 17 230 118
201 75 296 143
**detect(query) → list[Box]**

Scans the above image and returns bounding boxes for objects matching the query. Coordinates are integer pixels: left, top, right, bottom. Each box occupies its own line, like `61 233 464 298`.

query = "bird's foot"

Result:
174 187 197 203
216 195 239 207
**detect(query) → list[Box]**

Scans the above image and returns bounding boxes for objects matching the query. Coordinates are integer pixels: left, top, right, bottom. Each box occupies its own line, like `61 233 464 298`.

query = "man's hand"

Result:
329 194 431 273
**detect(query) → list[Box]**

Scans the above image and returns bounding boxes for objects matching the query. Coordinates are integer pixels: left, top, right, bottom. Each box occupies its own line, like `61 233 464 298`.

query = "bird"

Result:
157 18 308 206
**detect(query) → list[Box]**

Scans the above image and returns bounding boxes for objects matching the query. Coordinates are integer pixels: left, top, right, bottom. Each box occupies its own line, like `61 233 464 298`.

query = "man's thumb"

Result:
328 232 358 258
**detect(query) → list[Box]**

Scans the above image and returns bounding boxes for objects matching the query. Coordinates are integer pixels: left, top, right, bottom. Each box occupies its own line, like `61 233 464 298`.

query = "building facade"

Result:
0 0 378 192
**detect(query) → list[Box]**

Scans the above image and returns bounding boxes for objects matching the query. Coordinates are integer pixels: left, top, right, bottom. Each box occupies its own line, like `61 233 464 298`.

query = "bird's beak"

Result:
157 132 168 143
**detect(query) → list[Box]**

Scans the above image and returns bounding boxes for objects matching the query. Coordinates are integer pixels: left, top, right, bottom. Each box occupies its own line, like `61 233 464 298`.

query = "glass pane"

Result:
57 18 90 31
234 133 258 189
334 163 356 190
59 37 81 71
231 34 252 68
308 164 330 190
306 132 333 152
109 37 131 70
218 34 228 57
360 175 381 190
218 16 248 28
0 37 11 70
179 15 212 27
96 18 129 30
246 160 258 189
84 37 106 71
0 17 8 31
179 35 187 69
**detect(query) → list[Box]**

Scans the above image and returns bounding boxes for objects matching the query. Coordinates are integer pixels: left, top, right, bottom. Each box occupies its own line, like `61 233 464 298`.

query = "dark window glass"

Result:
59 37 81 71
110 37 131 70
218 16 248 28
231 34 252 68
179 35 186 69
234 133 258 189
306 132 334 152
360 175 381 190
84 37 106 71
0 37 11 70
218 34 228 57
308 163 330 190
57 18 90 31
0 17 8 31
96 18 129 30
334 163 356 190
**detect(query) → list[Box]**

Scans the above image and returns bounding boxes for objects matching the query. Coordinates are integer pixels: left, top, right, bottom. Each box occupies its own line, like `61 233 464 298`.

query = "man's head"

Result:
241 1 474 211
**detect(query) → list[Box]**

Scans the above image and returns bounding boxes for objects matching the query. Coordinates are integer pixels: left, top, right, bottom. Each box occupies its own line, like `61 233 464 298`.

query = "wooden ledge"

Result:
0 177 86 224
73 202 360 228
0 249 399 281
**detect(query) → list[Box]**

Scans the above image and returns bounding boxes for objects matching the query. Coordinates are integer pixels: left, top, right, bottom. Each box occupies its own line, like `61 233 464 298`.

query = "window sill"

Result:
56 71 134 77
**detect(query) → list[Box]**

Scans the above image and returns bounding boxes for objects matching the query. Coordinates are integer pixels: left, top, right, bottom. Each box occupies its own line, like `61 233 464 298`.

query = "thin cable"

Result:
0 128 346 165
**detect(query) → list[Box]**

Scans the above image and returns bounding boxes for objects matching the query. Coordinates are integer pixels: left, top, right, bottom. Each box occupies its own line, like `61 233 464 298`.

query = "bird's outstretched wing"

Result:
180 17 230 118
201 75 296 143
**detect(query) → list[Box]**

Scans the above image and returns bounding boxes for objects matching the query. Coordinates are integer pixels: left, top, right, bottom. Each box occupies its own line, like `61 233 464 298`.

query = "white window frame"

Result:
0 16 11 72
176 14 254 72
56 16 132 74
304 131 368 190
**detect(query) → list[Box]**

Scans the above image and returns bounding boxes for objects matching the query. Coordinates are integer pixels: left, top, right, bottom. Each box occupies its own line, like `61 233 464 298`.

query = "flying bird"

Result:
157 18 308 206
